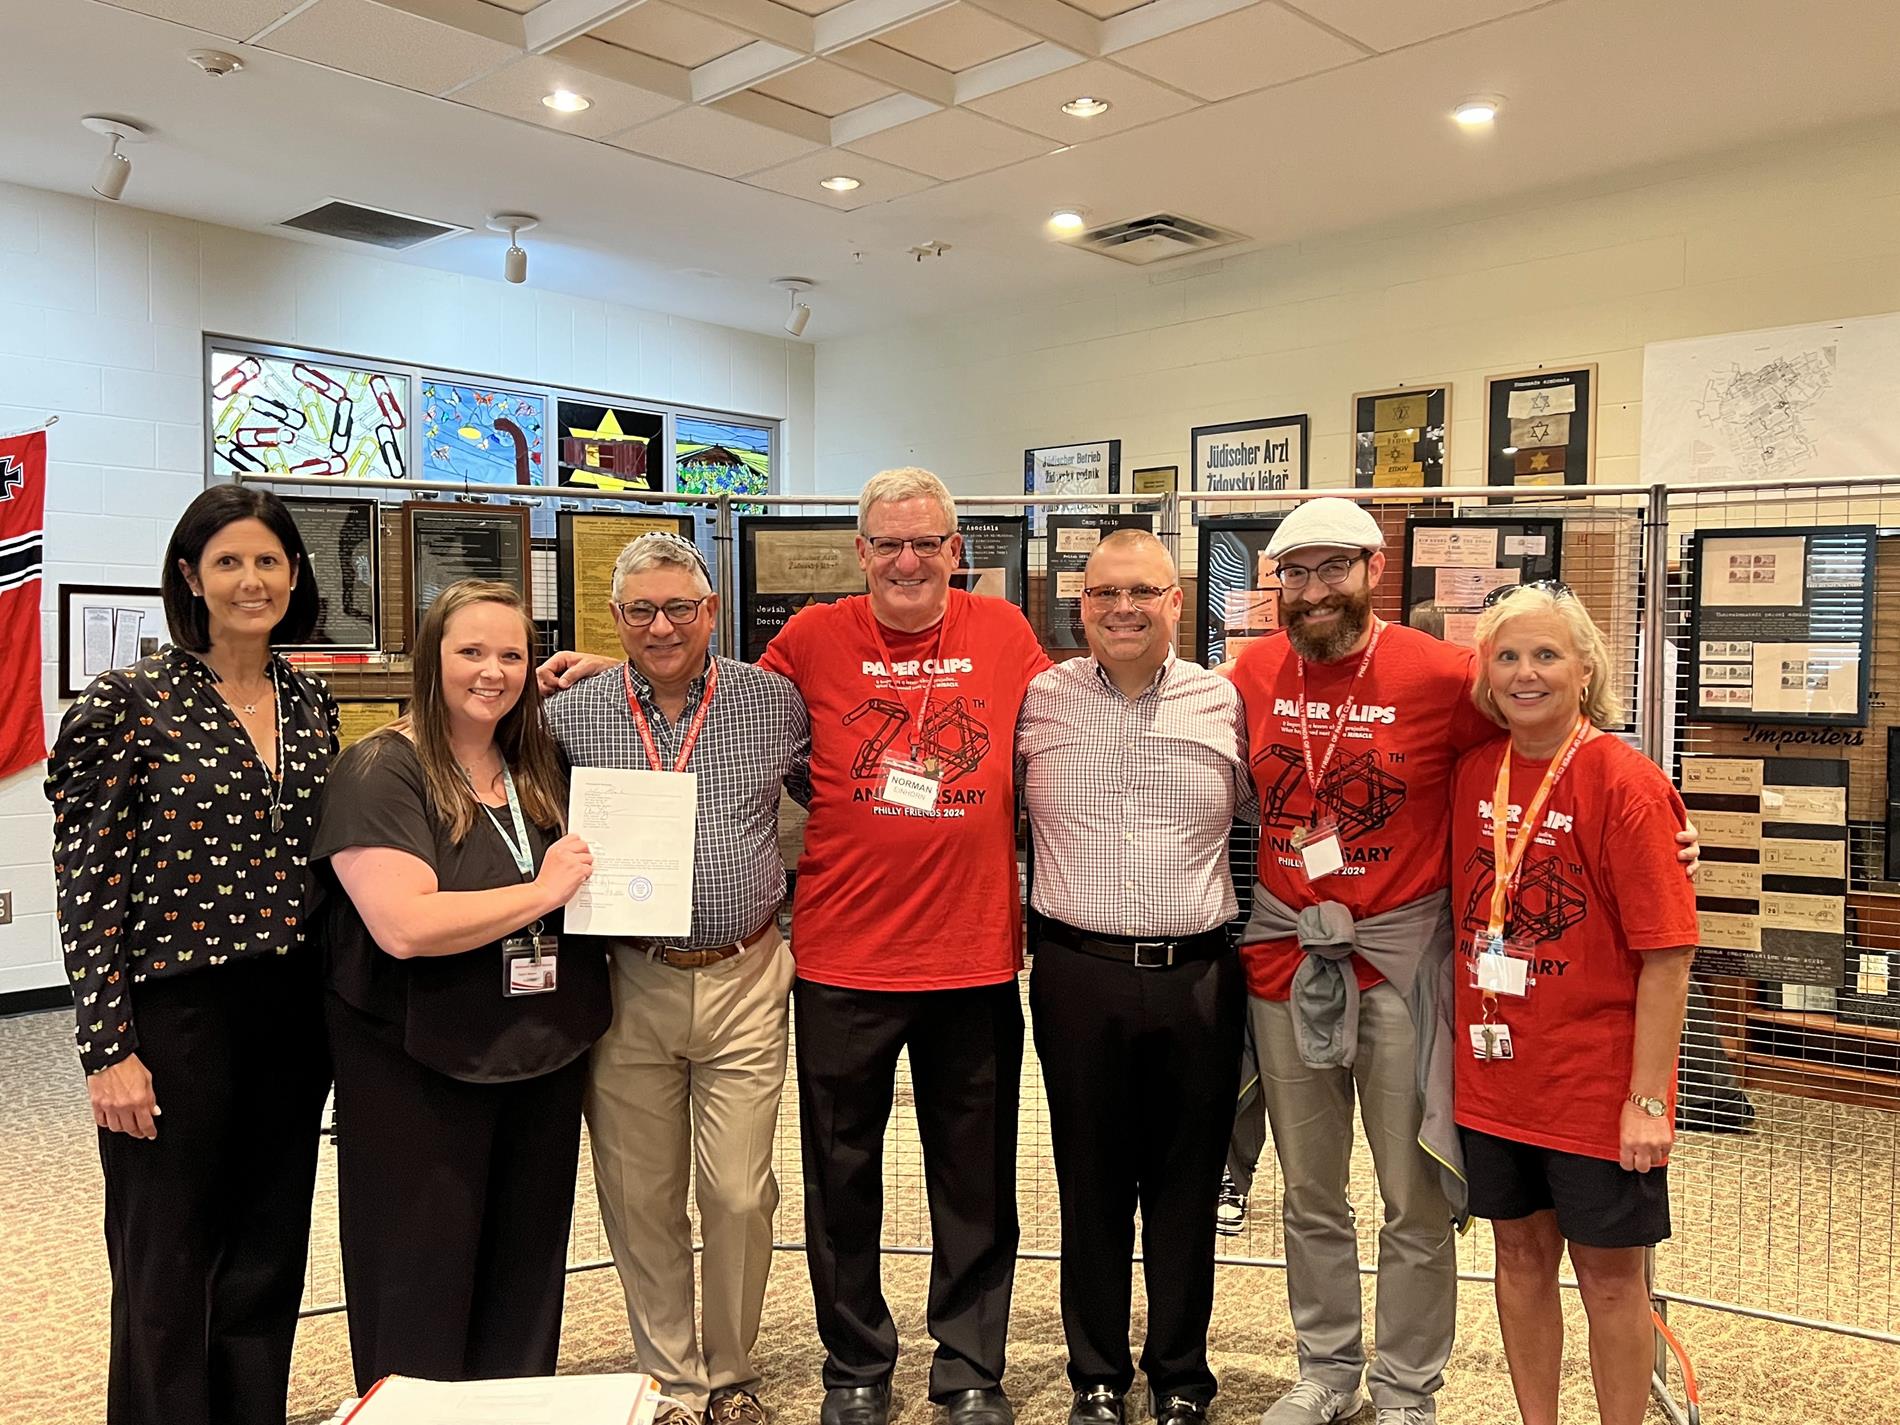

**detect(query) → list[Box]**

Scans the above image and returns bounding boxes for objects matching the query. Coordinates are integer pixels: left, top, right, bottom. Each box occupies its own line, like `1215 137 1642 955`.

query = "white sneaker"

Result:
1259 1380 1363 1425
1374 1408 1433 1425
1216 1171 1248 1236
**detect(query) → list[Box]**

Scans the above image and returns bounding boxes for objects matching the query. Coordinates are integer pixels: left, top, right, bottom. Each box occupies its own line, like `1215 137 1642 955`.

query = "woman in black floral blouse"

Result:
46 484 338 1425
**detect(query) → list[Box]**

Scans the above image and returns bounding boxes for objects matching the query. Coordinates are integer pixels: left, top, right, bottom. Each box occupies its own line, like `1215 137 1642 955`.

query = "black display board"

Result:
400 500 531 646
1484 365 1596 488
1044 512 1155 651
556 509 696 660
280 494 380 651
1352 385 1448 489
1401 516 1563 648
1195 516 1286 667
953 515 1029 610
1686 525 1875 727
737 514 864 662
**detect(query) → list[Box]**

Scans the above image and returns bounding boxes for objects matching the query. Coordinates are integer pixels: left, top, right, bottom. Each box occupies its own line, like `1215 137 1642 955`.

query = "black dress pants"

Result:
97 953 331 1425
326 994 588 1395
1029 941 1245 1403
793 977 1023 1400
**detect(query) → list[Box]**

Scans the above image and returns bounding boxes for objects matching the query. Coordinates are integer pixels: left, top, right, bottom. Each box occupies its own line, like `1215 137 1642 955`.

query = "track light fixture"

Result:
81 116 148 202
775 277 814 337
487 213 538 284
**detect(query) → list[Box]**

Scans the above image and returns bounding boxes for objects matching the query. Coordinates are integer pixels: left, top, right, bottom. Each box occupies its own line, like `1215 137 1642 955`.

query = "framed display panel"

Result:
1131 465 1178 497
953 516 1029 609
1686 525 1875 727
1023 440 1121 535
58 584 167 698
418 377 547 487
557 400 663 493
1190 415 1307 522
1353 384 1448 489
1401 517 1564 649
1484 365 1596 488
1195 516 1287 667
1044 513 1156 651
738 515 864 663
556 510 696 660
676 415 771 507
336 699 404 751
400 501 532 647
209 346 409 481
278 495 381 652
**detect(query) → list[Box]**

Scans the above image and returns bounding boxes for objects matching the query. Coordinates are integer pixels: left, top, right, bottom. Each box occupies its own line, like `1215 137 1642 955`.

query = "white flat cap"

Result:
1266 497 1385 559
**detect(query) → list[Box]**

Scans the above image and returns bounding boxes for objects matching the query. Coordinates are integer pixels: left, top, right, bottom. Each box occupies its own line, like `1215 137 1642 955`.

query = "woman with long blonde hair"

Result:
314 579 608 1391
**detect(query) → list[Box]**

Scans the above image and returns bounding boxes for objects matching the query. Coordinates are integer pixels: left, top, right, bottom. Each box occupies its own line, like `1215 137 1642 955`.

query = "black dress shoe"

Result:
943 1387 1014 1425
1068 1386 1125 1425
820 1384 891 1425
1150 1395 1208 1425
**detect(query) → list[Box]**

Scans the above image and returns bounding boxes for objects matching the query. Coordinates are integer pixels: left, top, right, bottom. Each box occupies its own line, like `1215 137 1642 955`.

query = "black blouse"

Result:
313 736 609 1084
45 647 339 1075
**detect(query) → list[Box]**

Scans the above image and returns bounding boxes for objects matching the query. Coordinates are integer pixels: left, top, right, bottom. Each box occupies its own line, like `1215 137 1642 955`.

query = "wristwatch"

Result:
1627 1092 1666 1118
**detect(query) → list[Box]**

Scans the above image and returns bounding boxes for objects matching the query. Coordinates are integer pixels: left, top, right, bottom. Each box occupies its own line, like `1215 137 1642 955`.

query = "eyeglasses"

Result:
864 533 953 560
611 596 712 628
1482 578 1573 608
1274 553 1366 591
1082 583 1176 609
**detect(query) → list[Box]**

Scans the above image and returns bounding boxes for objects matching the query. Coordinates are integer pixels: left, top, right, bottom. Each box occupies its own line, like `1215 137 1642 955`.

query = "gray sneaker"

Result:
1373 1409 1432 1425
1259 1380 1363 1425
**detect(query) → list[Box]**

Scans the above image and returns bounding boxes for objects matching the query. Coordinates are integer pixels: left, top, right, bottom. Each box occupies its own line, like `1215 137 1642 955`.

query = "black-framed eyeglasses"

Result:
611 596 713 628
1082 583 1177 610
864 533 954 560
1482 578 1573 608
1275 552 1366 591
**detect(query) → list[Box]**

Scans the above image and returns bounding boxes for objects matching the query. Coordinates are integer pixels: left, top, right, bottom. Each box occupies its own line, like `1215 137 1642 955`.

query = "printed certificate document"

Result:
565 768 696 937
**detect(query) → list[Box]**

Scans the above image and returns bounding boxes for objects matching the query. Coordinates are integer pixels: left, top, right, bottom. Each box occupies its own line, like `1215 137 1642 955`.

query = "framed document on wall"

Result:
1401 517 1564 649
1190 415 1306 522
738 515 865 662
556 510 696 660
58 584 167 699
1195 516 1286 667
279 495 380 652
1024 440 1121 535
1484 365 1597 488
1352 385 1448 488
954 515 1029 609
400 501 532 646
1044 512 1155 651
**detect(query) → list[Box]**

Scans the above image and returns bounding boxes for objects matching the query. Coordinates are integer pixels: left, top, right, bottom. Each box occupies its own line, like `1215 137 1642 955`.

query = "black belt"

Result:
1035 914 1229 969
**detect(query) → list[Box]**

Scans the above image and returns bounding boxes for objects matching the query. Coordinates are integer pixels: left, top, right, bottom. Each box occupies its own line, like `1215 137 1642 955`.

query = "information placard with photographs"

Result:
400 501 532 646
1190 415 1307 522
1195 516 1286 667
1352 385 1448 489
58 584 167 698
1044 513 1156 651
280 495 380 652
556 510 696 659
1401 517 1564 649
1483 365 1597 488
738 515 865 662
1687 525 1875 726
954 516 1029 610
1023 440 1121 535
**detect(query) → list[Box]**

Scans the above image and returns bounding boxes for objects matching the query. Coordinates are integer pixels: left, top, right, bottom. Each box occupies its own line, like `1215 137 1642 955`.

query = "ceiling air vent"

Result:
278 200 466 250
1066 212 1247 266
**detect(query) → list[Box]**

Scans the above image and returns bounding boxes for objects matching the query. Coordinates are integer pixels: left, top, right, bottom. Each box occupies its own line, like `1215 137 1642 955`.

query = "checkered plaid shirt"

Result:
1018 651 1255 938
547 655 810 950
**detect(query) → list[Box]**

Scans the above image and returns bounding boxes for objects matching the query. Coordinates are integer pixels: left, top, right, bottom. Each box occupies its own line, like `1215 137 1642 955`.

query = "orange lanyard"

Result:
1486 717 1590 944
623 659 719 773
1295 619 1384 803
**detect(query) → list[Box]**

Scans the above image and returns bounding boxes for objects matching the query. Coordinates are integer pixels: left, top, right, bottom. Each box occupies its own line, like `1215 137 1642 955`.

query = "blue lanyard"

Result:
475 764 534 881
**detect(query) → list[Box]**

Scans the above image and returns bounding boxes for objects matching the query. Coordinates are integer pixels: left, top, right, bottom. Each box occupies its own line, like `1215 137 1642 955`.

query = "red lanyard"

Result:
868 605 948 748
1486 716 1591 940
622 658 719 773
1295 618 1384 800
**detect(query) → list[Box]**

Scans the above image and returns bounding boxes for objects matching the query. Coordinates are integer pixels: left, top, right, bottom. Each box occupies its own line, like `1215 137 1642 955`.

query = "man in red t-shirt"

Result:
759 468 1049 1425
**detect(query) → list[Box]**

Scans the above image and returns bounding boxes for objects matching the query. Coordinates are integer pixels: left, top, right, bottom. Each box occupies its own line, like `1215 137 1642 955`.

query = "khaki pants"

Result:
586 929 795 1411
1251 985 1457 1409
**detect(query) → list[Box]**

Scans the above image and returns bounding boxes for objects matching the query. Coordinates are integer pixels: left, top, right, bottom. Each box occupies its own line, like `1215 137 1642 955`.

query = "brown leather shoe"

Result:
708 1388 768 1425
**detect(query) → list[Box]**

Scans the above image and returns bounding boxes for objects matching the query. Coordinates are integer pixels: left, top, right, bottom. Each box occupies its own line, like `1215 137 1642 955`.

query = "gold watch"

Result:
1627 1092 1666 1118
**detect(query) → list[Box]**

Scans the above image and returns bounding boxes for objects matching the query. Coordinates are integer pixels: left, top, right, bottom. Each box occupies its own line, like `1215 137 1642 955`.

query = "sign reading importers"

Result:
1190 415 1308 522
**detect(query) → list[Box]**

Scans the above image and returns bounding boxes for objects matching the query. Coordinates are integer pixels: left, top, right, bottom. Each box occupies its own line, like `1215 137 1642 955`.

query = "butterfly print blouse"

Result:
46 646 340 1074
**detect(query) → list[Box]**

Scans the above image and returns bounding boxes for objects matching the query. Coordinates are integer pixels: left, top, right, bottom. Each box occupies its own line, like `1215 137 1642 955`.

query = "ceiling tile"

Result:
1279 0 1549 51
452 54 681 138
744 150 936 210
259 0 517 95
478 0 541 11
591 1 754 67
964 58 1195 141
752 59 896 117
875 3 1038 72
1064 0 1159 14
605 104 822 178
100 0 305 40
1113 4 1361 101
770 0 852 11
844 107 1051 182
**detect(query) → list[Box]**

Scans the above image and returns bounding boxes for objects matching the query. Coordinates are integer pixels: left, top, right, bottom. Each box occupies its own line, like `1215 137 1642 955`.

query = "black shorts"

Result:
1461 1126 1671 1249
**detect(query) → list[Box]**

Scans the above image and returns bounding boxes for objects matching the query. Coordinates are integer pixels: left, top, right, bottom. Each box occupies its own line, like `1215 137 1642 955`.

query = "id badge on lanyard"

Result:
870 613 947 817
478 766 560 998
1294 621 1383 881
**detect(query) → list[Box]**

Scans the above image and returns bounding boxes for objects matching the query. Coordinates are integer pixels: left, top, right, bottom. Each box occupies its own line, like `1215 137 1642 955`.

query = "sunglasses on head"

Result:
1482 578 1573 609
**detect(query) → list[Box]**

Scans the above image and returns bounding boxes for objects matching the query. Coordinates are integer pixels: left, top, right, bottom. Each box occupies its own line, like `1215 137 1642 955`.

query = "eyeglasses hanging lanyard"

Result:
1295 617 1385 799
474 764 535 883
869 608 948 750
1485 715 1591 950
623 659 720 773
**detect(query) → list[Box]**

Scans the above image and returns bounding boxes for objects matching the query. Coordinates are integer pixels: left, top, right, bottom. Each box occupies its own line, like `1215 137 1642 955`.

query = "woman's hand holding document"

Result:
562 768 696 938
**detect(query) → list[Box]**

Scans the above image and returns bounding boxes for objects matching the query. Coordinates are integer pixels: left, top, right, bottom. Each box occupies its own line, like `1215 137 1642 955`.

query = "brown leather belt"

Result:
652 915 778 970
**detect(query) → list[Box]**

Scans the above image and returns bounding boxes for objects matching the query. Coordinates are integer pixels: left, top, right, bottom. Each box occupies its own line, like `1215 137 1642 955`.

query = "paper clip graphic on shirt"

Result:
921 697 989 783
1458 847 1587 942
846 698 911 778
1255 743 1407 840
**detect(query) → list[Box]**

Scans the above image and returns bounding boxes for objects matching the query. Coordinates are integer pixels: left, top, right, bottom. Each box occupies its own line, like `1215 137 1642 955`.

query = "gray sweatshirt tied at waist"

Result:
1244 884 1468 1224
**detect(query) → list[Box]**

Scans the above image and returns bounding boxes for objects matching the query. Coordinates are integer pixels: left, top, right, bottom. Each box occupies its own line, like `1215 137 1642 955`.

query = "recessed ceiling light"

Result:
820 175 861 192
1061 96 1111 118
1048 208 1087 234
542 89 591 113
1452 94 1502 127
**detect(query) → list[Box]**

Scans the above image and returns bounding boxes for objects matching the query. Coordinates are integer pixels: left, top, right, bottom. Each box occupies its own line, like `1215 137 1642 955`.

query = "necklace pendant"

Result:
270 805 284 832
